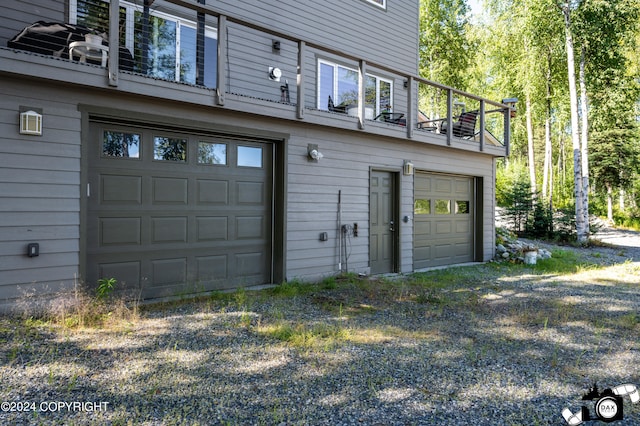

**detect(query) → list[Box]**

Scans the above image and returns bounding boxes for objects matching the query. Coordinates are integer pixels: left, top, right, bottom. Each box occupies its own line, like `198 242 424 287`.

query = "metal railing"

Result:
25 0 513 153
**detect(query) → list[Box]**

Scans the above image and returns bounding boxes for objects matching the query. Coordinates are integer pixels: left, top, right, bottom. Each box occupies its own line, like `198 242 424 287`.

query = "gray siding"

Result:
214 0 419 75
283 124 495 280
0 1 65 44
226 22 299 103
0 80 81 307
0 74 498 309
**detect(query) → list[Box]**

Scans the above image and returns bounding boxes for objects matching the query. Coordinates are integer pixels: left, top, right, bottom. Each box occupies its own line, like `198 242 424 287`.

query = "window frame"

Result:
69 0 217 86
317 59 394 117
363 0 386 9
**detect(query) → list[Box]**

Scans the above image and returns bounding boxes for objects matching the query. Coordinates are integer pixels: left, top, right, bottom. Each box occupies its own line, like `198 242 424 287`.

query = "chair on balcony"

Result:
328 95 348 113
449 109 479 138
374 111 406 126
418 110 479 139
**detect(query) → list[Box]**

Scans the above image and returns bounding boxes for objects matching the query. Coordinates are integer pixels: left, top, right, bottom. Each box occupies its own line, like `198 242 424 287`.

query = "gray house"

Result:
0 0 513 311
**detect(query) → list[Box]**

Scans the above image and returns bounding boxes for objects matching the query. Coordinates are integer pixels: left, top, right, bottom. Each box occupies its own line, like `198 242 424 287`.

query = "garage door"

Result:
414 172 474 269
86 120 273 298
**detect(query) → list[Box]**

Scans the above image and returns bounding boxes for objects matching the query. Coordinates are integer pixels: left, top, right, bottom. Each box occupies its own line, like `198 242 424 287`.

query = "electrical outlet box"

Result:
319 232 328 241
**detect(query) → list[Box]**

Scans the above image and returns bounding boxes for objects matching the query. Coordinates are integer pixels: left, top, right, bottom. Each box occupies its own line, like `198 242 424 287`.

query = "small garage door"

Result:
414 172 474 269
86 120 273 298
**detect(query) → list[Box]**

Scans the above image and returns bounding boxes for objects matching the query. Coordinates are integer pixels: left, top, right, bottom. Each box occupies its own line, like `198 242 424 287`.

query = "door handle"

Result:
389 220 395 232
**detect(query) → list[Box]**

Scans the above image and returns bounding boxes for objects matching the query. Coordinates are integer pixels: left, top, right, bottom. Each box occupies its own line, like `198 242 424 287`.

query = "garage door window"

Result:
456 200 470 214
414 199 430 215
102 130 141 158
435 200 451 214
198 142 227 165
237 146 263 168
154 137 187 162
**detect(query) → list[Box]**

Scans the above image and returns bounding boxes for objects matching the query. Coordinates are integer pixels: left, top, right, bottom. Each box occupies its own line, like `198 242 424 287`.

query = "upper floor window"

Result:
70 0 217 87
364 0 386 9
318 59 393 119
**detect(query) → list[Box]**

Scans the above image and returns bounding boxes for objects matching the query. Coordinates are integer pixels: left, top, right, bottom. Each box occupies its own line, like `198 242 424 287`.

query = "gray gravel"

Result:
1 230 640 425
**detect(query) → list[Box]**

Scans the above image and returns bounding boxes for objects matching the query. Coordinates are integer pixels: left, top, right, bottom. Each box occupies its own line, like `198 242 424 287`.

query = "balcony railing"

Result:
6 0 514 154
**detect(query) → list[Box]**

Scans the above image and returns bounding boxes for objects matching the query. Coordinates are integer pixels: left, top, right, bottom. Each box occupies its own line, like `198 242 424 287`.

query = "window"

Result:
71 0 217 87
364 0 386 9
456 201 470 214
198 142 227 165
435 200 451 215
318 59 393 117
102 130 140 158
237 146 263 168
414 199 431 215
154 136 187 162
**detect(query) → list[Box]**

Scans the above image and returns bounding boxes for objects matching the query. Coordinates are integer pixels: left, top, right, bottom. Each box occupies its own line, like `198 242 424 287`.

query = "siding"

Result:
226 22 299 103
214 0 419 75
0 0 65 45
0 80 81 309
283 124 495 280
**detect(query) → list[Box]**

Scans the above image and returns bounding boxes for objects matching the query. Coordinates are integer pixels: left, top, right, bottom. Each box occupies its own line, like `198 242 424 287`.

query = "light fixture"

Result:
308 144 324 162
403 160 414 176
403 79 408 88
19 108 42 136
269 66 282 82
272 40 281 51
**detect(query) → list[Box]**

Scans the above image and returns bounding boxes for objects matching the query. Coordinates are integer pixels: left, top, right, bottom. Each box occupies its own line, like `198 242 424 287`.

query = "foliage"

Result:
419 0 471 90
503 179 533 233
96 277 117 301
451 0 640 228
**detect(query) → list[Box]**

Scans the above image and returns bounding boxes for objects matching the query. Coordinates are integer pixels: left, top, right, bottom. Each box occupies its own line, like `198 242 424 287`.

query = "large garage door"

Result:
414 172 474 269
86 120 273 298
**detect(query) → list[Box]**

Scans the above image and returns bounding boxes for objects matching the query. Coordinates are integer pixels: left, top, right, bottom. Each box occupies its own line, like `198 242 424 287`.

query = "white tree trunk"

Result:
542 66 552 203
526 93 537 195
620 188 625 211
561 3 587 243
607 183 613 223
579 47 590 236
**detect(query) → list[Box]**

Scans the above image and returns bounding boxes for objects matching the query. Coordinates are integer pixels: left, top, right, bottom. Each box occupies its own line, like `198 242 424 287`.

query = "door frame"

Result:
369 167 401 274
79 105 288 290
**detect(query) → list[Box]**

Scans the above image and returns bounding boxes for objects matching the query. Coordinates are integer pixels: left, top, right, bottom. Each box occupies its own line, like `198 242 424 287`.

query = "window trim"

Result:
317 58 394 116
69 0 217 85
363 0 386 9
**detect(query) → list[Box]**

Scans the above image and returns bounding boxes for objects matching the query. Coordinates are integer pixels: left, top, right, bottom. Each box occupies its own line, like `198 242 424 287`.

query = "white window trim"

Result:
363 0 386 9
69 0 217 83
317 59 394 115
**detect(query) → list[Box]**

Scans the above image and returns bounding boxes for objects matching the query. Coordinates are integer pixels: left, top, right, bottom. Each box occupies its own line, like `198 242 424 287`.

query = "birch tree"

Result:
559 0 588 243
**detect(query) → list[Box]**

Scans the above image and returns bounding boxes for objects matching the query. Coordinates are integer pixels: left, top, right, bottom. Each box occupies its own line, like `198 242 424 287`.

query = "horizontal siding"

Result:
0 80 81 306
0 72 498 311
0 0 65 46
283 123 495 281
214 0 419 75
226 23 298 102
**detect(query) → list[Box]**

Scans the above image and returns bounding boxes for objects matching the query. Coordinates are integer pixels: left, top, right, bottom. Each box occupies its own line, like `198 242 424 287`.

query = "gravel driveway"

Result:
1 228 639 425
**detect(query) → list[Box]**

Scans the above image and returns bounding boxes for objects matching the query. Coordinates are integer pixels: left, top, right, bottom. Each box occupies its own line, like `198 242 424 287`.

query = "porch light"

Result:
403 160 414 176
20 109 42 136
307 144 323 162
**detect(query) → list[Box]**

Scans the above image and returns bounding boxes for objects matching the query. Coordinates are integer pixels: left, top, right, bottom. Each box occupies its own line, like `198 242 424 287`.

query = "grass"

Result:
2 244 639 425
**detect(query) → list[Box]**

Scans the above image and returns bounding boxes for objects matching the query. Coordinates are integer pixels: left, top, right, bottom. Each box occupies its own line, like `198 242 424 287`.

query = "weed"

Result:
96 277 117 301
257 321 350 350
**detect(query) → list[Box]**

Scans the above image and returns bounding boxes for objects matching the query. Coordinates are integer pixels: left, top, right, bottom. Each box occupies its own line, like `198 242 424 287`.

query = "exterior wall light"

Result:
20 108 43 136
403 160 414 176
307 144 323 162
269 66 282 82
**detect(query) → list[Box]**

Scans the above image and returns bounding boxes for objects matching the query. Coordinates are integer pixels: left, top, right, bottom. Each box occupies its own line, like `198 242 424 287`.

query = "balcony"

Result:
1 0 513 155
